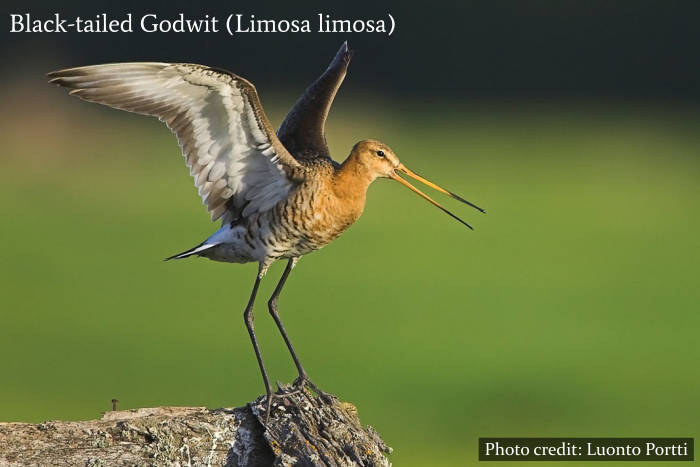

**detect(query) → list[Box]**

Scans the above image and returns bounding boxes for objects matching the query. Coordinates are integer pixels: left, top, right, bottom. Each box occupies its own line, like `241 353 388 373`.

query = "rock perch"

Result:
0 385 392 466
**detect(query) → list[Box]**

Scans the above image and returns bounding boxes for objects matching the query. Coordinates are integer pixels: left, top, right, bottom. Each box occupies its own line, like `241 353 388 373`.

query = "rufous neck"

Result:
333 155 373 200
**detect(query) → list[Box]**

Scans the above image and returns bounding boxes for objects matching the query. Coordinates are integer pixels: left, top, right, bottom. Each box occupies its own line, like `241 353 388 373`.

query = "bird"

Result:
48 42 484 411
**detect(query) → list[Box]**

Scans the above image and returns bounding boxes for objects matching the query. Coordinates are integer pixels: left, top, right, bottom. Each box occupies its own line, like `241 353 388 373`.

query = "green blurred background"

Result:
1 1 699 466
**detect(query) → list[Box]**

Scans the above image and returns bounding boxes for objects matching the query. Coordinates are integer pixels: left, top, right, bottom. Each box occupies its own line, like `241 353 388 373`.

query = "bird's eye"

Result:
376 150 385 158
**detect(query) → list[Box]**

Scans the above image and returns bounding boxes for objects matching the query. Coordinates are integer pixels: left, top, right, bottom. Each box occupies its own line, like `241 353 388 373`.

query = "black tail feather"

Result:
164 242 214 261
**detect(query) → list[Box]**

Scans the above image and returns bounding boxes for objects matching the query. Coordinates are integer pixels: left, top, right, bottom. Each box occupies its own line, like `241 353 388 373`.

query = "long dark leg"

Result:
268 258 310 381
243 272 271 396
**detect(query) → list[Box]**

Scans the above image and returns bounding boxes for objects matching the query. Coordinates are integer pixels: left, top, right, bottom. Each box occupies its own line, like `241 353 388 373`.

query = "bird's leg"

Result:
243 270 272 399
268 258 326 396
268 258 306 378
246 264 305 424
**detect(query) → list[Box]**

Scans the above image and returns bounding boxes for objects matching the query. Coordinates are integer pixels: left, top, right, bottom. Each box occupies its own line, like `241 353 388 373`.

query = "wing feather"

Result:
48 62 303 223
277 42 352 160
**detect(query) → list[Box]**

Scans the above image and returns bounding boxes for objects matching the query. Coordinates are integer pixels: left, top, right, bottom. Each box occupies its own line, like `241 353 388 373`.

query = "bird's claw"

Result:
293 375 332 401
262 386 304 425
261 376 332 424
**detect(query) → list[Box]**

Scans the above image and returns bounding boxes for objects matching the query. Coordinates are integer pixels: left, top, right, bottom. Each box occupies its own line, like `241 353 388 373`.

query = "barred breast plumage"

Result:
200 156 368 271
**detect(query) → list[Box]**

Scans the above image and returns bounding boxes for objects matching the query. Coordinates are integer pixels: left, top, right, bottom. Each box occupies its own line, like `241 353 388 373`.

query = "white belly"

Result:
196 224 261 263
196 217 303 264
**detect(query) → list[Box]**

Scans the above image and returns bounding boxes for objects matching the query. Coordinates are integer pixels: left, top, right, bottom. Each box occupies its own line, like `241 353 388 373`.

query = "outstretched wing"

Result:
277 41 352 160
48 62 302 223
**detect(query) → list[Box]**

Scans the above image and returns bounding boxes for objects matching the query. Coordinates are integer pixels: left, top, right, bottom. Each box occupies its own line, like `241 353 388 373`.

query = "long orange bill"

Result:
397 164 486 213
390 164 485 230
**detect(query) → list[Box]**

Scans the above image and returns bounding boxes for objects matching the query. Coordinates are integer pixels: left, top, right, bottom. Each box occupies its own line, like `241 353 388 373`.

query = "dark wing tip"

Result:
334 41 353 67
47 67 86 87
47 76 71 88
46 69 67 82
47 66 87 79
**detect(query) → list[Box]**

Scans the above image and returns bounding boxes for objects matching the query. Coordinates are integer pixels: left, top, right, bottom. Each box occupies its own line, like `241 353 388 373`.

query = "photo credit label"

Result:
478 438 694 461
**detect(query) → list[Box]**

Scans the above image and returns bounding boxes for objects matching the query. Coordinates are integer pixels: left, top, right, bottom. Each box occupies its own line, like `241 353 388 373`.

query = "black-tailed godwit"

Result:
48 42 484 412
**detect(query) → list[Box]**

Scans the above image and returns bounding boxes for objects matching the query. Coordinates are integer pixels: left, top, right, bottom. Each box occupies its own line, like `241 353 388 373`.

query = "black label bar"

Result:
478 438 694 461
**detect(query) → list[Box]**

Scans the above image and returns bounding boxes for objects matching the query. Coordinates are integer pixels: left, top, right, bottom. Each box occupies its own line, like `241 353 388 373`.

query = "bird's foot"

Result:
293 375 332 401
261 377 332 424
262 384 304 425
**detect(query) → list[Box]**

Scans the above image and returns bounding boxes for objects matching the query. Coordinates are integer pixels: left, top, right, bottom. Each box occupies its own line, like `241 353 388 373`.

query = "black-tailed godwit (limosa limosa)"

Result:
48 42 484 413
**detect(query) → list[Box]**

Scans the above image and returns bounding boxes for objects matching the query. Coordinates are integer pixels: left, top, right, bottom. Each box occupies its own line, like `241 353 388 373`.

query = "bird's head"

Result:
350 140 401 179
349 139 485 229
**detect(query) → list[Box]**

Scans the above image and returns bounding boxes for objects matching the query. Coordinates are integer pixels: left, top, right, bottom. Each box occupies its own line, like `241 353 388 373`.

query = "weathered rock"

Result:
0 386 391 466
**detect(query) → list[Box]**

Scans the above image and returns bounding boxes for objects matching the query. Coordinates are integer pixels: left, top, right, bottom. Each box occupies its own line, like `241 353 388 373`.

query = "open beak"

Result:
390 163 485 230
